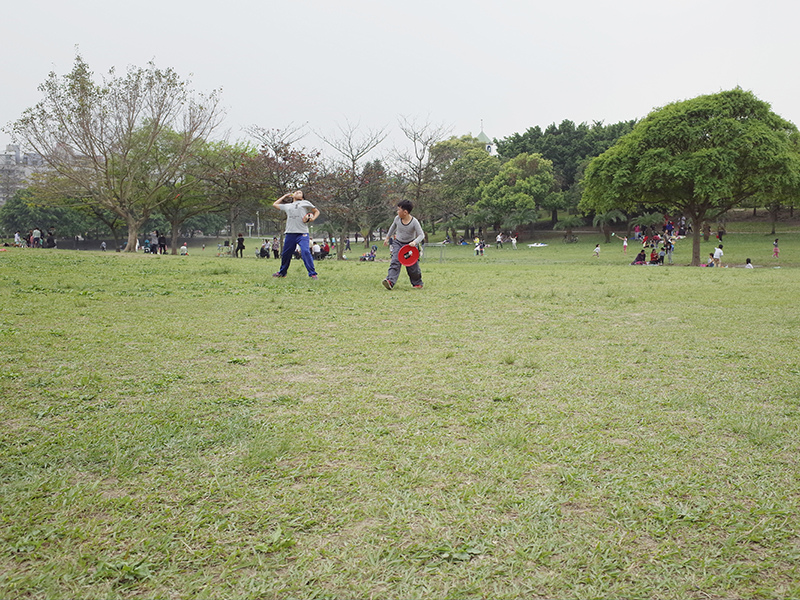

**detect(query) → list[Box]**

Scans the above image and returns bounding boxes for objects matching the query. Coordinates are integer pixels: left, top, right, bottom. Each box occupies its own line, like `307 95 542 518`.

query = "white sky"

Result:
3 0 799 159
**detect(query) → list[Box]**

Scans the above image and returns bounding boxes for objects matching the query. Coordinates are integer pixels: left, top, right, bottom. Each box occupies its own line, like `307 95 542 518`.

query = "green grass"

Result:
1 234 800 599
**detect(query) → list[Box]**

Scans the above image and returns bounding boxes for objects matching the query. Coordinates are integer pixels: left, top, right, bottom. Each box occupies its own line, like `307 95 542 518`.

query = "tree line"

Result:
4 56 799 263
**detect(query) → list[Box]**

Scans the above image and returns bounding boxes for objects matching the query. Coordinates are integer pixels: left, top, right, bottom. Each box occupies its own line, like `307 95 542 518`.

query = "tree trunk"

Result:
691 217 703 266
170 226 180 255
229 206 237 248
769 202 779 235
123 214 145 252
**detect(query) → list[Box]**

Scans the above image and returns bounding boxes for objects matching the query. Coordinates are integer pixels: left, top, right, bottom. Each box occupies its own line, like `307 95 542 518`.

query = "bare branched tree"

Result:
394 117 451 230
318 121 387 173
316 122 388 258
11 54 223 250
246 123 308 154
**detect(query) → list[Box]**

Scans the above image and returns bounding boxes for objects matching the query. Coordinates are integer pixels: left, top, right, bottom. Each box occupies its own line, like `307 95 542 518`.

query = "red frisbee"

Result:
398 244 419 266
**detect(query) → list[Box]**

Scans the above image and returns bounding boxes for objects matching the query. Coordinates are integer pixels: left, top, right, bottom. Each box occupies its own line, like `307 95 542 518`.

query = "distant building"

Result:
476 124 496 156
0 145 44 206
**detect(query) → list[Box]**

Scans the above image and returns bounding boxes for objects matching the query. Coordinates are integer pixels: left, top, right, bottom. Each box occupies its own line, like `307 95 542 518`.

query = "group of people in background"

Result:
9 207 788 276
142 231 168 254
258 237 281 259
13 228 56 248
629 239 675 265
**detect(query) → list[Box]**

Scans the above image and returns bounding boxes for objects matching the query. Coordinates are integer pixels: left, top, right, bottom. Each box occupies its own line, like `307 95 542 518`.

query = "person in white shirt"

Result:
713 244 724 268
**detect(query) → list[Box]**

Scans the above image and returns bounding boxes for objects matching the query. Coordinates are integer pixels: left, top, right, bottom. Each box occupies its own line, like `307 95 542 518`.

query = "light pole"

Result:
256 211 260 238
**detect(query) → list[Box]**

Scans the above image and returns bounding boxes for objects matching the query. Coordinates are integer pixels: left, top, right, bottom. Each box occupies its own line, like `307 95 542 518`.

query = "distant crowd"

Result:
12 228 56 248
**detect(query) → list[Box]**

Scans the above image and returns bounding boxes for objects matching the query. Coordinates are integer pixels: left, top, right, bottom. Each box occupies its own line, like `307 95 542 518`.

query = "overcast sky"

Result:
3 0 799 159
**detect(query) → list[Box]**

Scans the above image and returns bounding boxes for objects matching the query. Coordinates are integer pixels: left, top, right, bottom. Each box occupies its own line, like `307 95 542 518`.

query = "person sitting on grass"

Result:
631 249 647 265
359 247 376 262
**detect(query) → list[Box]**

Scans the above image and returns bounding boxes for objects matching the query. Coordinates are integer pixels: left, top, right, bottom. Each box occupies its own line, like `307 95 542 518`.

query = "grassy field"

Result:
1 233 799 599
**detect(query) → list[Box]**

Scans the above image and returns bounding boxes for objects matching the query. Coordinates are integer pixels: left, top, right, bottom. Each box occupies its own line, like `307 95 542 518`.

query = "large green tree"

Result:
11 55 222 251
580 89 800 265
431 136 500 240
475 153 557 230
497 119 636 222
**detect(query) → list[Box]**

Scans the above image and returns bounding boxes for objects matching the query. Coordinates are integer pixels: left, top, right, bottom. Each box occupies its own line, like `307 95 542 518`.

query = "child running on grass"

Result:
382 200 425 290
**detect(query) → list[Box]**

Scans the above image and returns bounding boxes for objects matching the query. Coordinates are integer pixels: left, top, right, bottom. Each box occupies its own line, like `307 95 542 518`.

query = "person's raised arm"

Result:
273 193 292 209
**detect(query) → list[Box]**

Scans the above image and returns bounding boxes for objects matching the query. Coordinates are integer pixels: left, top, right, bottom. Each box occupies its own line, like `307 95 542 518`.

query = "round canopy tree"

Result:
579 88 800 265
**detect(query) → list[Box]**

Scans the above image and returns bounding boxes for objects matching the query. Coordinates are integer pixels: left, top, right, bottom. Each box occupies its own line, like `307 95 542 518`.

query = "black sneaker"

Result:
382 279 394 290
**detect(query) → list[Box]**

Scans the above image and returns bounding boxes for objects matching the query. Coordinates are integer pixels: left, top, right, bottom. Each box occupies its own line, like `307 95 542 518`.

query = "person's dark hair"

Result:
397 199 413 213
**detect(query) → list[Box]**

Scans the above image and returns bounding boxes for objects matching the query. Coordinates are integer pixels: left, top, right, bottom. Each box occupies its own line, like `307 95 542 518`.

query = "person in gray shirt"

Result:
382 200 425 290
272 190 320 279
